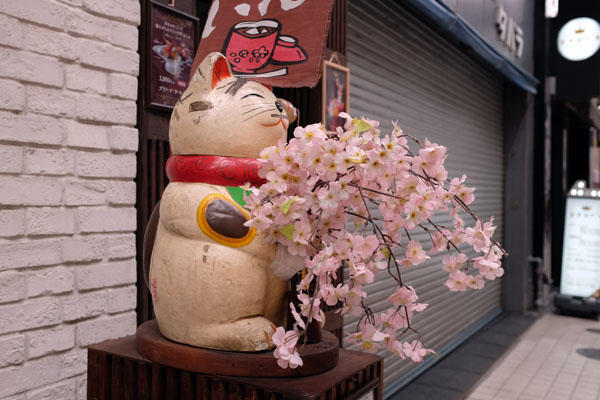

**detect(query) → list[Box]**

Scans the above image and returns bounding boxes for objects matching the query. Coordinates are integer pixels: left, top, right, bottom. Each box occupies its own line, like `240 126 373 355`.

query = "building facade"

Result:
343 0 537 394
0 0 140 398
0 0 542 398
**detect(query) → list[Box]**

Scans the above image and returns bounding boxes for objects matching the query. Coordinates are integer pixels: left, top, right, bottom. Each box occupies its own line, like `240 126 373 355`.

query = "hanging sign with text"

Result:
495 5 524 58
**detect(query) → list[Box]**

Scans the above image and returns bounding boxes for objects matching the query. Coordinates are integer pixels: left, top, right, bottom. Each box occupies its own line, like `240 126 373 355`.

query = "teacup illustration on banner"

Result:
222 19 307 78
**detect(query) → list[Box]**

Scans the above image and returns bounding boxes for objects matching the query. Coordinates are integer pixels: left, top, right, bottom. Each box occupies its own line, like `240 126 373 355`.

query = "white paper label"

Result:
560 197 600 297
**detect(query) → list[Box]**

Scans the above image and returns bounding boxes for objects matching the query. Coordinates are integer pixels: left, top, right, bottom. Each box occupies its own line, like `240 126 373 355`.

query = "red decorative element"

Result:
151 278 159 302
166 155 266 187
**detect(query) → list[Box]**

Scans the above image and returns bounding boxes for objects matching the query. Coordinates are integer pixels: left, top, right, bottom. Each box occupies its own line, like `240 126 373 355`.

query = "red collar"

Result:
165 155 266 187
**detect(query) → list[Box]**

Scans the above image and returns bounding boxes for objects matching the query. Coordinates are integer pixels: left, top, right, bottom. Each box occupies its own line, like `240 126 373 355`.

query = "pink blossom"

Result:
404 203 423 230
444 270 468 291
320 283 349 306
292 218 312 245
397 176 420 198
421 140 447 163
317 187 339 211
272 327 304 369
430 231 447 254
348 323 389 353
294 124 326 142
266 171 287 193
466 274 486 289
390 341 408 359
465 218 495 252
402 340 434 363
349 261 375 284
457 185 475 205
380 308 409 330
244 209 273 231
298 293 322 322
350 234 379 258
474 254 504 280
346 145 366 164
289 303 306 329
345 285 367 306
405 240 429 266
428 163 448 181
441 253 467 272
387 286 418 307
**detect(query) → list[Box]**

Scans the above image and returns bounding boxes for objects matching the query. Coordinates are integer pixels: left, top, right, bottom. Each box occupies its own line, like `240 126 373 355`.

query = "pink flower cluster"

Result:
243 113 504 368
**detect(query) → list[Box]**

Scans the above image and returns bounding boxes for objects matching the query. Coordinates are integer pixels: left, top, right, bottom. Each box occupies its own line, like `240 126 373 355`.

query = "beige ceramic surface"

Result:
169 52 296 157
149 52 298 352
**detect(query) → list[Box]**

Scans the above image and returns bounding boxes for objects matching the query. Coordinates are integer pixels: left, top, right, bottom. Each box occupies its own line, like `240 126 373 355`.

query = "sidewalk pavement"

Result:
391 313 537 399
465 312 600 400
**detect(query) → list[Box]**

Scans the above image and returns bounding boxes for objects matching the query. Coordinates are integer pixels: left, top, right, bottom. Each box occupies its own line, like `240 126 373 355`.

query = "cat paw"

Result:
227 316 277 352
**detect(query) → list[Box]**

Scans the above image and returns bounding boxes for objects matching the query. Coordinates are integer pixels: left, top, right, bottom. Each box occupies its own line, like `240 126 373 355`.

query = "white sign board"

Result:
358 391 374 400
560 197 600 297
545 0 559 18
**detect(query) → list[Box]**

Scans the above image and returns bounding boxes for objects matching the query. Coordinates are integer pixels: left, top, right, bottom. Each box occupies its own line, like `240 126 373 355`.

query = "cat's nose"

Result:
275 101 284 113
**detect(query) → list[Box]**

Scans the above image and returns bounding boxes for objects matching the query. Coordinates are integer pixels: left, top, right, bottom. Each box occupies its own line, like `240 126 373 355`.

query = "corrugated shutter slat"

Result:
345 0 505 388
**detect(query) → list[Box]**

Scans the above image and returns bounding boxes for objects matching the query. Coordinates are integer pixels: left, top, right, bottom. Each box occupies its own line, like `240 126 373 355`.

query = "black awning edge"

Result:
403 0 539 94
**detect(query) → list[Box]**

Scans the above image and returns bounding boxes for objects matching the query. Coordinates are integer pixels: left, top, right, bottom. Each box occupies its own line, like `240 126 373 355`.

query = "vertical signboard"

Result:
560 197 600 297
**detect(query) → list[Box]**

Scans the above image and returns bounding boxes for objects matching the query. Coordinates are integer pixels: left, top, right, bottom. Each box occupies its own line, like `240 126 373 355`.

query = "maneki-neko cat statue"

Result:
146 52 303 352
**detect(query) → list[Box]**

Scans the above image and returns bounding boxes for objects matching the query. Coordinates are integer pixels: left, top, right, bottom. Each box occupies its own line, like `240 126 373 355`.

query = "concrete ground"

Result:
390 310 600 400
390 313 537 399
466 312 600 400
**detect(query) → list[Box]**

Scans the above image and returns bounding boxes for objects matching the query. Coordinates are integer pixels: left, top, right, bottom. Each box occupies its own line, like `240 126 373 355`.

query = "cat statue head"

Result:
170 52 297 158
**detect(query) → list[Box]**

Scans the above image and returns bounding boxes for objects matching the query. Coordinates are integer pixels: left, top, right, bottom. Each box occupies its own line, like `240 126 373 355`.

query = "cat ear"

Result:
191 52 233 90
211 55 232 89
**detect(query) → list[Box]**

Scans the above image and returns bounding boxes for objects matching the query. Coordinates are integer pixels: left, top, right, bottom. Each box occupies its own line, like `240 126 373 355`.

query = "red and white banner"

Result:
191 0 335 88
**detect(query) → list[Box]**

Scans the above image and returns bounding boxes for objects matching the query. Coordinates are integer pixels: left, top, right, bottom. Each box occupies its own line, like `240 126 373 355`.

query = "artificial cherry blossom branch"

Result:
243 113 505 367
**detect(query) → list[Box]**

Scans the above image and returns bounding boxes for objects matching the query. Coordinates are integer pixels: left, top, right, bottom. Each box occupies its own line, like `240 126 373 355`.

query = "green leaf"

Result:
280 197 297 214
380 247 391 258
279 224 295 240
353 118 371 133
226 186 251 207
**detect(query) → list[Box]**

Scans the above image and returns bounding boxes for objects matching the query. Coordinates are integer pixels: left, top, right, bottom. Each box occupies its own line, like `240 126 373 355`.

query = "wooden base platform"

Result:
88 333 383 399
136 319 339 377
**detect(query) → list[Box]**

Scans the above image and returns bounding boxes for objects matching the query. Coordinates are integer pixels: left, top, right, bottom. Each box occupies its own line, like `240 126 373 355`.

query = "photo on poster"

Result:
322 60 350 132
148 1 198 110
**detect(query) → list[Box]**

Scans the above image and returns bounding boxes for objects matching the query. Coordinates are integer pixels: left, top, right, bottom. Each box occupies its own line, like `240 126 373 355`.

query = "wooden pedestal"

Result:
88 334 383 399
136 320 340 377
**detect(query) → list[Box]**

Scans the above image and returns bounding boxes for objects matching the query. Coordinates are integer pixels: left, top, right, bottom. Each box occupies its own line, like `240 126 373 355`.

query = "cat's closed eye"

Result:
241 93 265 100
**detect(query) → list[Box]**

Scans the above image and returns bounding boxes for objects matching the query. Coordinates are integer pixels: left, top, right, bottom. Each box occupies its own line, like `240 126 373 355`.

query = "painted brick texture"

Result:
0 0 139 398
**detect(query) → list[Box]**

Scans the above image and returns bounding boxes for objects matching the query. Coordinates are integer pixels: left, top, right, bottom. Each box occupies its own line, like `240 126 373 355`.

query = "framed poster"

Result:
322 60 350 132
147 1 198 111
560 196 600 297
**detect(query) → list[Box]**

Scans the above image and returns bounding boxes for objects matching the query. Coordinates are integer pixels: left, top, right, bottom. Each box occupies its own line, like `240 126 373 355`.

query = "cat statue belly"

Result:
147 52 301 352
151 182 286 351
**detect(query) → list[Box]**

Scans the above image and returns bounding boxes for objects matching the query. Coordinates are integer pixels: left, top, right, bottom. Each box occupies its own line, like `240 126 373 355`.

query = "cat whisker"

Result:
240 102 272 108
242 106 270 115
242 108 279 123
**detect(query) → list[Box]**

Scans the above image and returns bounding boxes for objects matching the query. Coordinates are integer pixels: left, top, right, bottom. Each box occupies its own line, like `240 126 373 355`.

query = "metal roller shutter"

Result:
345 0 505 391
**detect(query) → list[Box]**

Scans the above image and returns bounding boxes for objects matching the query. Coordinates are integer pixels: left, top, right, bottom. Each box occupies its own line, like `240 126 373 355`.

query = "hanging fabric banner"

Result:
190 0 335 88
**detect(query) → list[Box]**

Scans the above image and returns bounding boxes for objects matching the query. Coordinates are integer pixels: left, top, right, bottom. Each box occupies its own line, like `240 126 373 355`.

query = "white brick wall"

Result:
0 0 139 398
